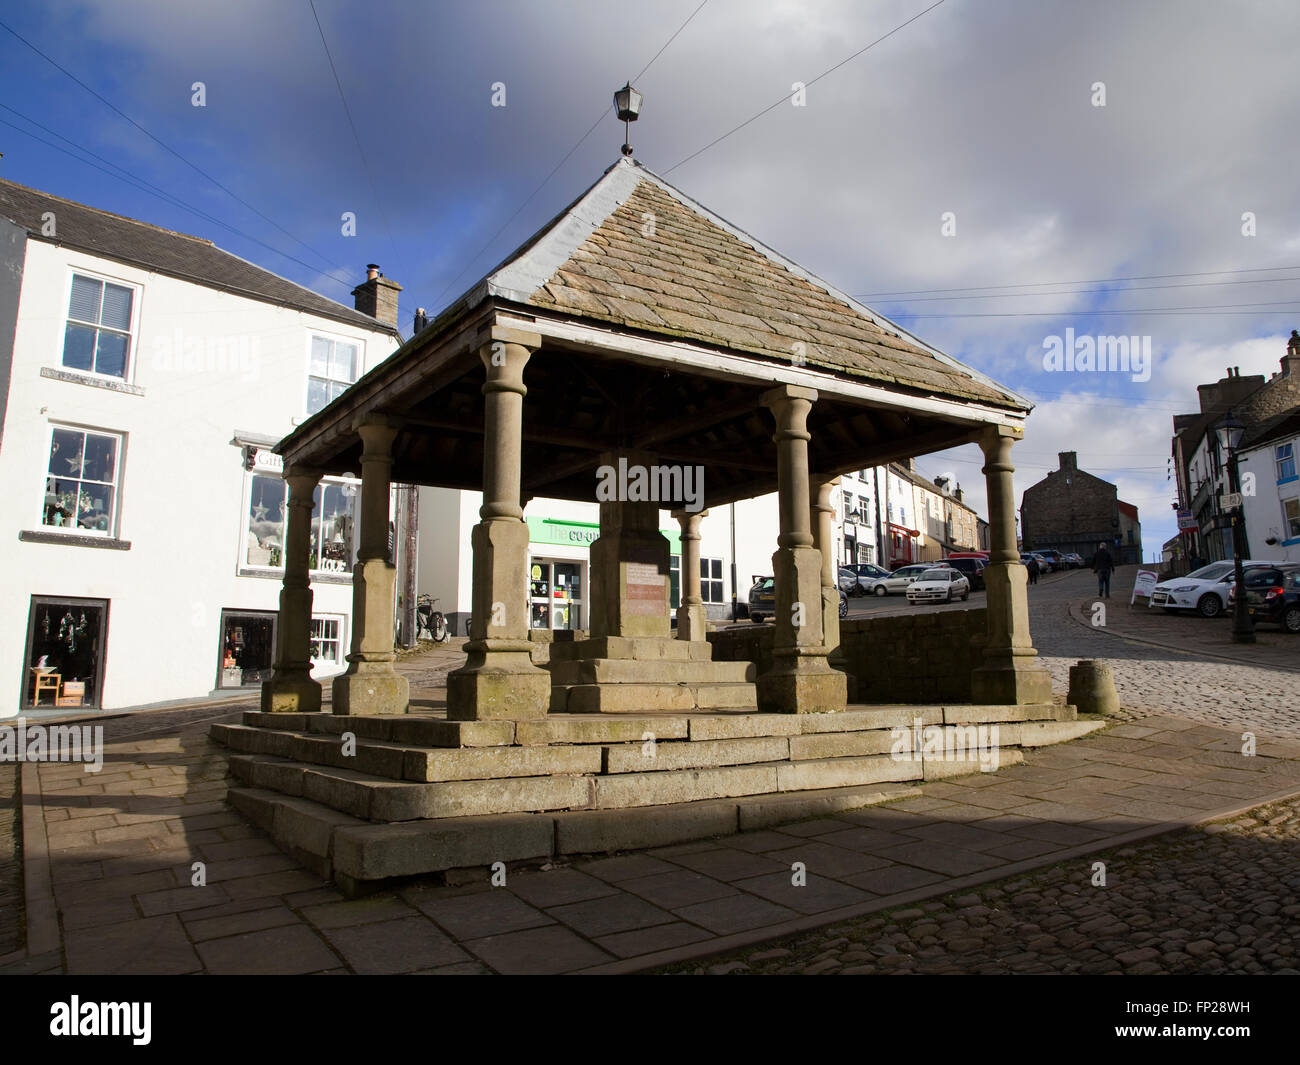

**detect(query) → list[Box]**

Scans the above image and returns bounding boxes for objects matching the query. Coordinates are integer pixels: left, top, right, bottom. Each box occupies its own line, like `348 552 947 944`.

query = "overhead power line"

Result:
429 0 712 312
0 17 353 288
859 273 1300 304
664 0 948 174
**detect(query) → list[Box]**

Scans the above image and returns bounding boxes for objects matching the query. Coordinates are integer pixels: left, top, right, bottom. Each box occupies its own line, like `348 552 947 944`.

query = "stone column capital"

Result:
353 417 402 459
811 477 838 515
671 508 708 533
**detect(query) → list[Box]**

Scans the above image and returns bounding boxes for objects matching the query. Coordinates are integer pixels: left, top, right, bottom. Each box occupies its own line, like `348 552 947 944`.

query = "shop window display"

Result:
24 597 107 708
43 427 119 533
219 612 275 687
245 474 357 572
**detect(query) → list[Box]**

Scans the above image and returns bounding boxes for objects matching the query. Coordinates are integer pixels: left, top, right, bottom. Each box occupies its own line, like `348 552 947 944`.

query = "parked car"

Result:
1035 549 1066 570
837 567 859 596
1063 552 1084 568
1227 564 1300 632
1149 561 1272 618
942 556 986 591
841 562 891 595
863 562 942 596
946 551 990 561
906 567 970 604
1026 551 1055 573
748 577 775 623
748 576 847 622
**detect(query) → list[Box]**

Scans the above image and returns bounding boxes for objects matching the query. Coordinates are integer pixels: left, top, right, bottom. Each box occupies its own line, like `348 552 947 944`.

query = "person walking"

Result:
1093 542 1115 598
1027 556 1039 585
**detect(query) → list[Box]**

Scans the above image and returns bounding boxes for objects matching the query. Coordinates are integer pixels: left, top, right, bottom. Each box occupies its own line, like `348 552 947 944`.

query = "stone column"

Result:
447 326 552 720
971 425 1053 704
589 450 672 640
261 466 323 713
672 507 708 641
811 477 852 694
332 417 409 715
756 386 847 714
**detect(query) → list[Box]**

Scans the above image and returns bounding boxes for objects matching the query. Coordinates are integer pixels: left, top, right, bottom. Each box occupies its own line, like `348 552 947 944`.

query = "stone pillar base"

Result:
260 672 321 714
676 604 708 642
331 666 410 716
970 656 1054 705
757 654 848 714
447 652 552 721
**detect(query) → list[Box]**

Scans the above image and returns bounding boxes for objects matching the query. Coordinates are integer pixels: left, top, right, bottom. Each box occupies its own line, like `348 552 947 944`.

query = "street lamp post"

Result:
1214 411 1255 644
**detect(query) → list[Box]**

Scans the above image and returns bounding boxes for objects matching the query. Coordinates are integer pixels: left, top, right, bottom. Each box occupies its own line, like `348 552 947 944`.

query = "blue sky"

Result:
3 0 1299 557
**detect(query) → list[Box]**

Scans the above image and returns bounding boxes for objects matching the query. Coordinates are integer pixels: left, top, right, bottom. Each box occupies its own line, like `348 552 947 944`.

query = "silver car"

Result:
906 567 971 604
865 563 941 596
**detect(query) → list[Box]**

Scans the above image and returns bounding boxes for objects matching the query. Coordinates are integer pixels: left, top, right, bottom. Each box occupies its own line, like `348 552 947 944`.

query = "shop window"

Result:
245 473 358 572
23 597 108 708
310 616 343 666
307 334 359 415
669 555 680 609
218 611 275 688
63 273 134 378
43 426 121 534
1277 443 1297 483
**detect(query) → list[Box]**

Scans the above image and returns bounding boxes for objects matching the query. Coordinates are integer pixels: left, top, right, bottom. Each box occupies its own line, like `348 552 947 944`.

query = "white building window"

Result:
702 557 725 603
43 425 121 534
245 473 359 572
310 616 344 666
307 334 359 415
1284 497 1300 539
63 273 135 379
1277 443 1297 483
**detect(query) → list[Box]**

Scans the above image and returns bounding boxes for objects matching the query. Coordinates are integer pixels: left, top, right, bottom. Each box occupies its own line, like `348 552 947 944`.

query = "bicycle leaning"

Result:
415 593 451 643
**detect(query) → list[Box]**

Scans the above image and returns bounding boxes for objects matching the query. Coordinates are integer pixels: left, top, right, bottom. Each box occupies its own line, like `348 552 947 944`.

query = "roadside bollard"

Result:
1067 659 1120 716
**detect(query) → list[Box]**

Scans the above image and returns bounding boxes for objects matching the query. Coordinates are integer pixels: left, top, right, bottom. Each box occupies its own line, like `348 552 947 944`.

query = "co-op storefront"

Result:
416 488 767 637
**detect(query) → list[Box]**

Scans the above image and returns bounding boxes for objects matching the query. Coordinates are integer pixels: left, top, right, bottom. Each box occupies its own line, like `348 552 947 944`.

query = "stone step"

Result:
240 711 516 748
227 777 921 894
562 682 758 714
548 636 714 662
547 657 755 686
228 754 594 821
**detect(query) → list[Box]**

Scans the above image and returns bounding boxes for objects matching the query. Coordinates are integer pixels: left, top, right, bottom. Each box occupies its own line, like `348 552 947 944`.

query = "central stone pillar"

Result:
971 424 1054 704
333 418 409 715
590 451 672 639
447 327 552 720
671 507 708 642
261 465 323 713
811 476 852 696
757 386 847 714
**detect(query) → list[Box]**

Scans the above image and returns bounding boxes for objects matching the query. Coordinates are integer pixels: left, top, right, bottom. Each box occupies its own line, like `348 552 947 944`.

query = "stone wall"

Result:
708 608 988 704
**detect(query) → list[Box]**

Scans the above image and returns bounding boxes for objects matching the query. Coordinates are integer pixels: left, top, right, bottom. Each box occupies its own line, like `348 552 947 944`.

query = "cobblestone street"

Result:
660 795 1300 975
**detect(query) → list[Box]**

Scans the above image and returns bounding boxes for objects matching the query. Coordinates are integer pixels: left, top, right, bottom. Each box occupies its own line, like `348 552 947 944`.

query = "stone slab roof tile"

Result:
482 158 1027 411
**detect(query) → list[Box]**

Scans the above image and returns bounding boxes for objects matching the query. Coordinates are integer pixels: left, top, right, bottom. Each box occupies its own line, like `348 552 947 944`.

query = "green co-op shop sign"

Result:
525 516 681 552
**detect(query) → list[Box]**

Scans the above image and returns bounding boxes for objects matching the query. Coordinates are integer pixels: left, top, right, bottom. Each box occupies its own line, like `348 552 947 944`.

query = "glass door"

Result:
218 610 277 688
530 558 584 630
529 560 553 629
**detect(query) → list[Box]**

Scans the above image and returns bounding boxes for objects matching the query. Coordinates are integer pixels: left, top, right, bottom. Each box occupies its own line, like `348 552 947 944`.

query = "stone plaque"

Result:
625 562 666 616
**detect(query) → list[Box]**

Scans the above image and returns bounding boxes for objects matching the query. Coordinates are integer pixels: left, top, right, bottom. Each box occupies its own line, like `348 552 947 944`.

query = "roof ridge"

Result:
0 176 215 246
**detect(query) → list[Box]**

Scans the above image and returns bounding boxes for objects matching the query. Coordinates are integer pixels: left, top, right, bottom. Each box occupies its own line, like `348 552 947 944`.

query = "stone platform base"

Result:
547 636 758 713
210 702 1103 895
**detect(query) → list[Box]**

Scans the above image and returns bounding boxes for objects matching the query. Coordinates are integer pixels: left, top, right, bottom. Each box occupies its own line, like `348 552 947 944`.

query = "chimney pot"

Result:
366 264 380 281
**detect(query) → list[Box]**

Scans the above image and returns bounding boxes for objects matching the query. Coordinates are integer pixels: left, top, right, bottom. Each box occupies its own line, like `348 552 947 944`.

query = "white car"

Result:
906 567 971 604
1149 561 1271 618
865 563 942 596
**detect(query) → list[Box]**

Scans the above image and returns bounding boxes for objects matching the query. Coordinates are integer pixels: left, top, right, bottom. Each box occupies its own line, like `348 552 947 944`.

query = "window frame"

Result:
60 268 141 383
239 468 362 578
1282 496 1300 542
304 329 364 417
1276 442 1297 484
701 556 725 604
309 614 346 670
40 422 125 538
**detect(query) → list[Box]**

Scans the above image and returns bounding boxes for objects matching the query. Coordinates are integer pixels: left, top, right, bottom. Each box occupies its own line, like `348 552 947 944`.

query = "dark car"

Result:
943 556 986 591
749 577 847 623
1227 564 1300 633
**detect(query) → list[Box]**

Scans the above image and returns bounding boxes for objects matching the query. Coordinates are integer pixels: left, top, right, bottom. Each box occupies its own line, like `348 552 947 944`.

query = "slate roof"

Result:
458 157 1027 411
0 178 395 334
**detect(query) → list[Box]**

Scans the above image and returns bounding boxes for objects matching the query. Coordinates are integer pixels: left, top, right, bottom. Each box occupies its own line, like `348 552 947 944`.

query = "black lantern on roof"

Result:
614 83 642 157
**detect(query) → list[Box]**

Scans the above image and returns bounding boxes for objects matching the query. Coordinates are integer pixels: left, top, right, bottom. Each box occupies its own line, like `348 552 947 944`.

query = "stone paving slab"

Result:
4 705 1300 975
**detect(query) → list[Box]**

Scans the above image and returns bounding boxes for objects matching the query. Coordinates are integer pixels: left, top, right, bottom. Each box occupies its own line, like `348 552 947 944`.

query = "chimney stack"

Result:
1283 329 1300 378
1058 451 1078 473
352 264 402 329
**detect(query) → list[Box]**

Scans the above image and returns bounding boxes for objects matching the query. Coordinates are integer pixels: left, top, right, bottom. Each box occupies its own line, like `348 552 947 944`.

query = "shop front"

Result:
22 595 109 709
524 515 682 631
